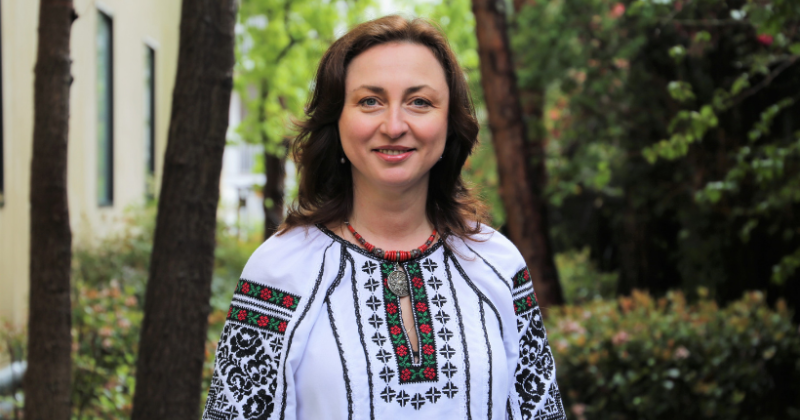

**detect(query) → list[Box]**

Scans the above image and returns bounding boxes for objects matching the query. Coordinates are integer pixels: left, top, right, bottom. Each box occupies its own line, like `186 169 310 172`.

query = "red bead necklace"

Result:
344 221 437 262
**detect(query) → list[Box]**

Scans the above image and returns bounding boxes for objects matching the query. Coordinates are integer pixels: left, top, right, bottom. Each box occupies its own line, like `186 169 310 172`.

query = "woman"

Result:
203 15 566 420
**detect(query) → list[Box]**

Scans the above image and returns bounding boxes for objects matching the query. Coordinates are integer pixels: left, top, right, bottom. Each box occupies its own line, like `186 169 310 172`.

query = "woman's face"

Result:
339 42 449 193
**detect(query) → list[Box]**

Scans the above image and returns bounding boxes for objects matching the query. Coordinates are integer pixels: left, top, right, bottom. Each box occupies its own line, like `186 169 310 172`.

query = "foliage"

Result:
549 289 800 419
0 322 25 418
0 206 260 419
556 248 619 304
234 0 373 159
513 0 800 303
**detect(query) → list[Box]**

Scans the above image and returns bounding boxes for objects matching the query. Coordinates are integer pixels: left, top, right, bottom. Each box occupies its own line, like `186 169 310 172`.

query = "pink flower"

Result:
610 3 625 18
757 34 773 46
674 346 690 360
612 330 629 346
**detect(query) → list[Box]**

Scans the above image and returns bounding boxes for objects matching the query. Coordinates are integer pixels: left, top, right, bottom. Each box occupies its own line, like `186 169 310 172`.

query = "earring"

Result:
340 157 346 164
439 155 443 160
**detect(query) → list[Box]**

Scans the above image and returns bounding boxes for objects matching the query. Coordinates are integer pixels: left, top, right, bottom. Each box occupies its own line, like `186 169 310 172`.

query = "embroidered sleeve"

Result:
202 279 302 420
508 268 567 420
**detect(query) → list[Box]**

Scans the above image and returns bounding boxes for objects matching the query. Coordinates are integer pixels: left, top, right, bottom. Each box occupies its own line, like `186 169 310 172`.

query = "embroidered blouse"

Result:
202 224 567 420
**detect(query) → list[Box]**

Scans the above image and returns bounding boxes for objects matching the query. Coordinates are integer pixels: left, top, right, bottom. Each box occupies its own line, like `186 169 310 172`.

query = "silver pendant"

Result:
387 263 409 297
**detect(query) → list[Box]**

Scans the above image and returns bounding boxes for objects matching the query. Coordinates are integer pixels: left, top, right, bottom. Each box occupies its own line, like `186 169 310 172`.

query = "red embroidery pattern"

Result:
514 267 532 287
225 304 291 335
235 279 301 311
512 267 539 315
382 261 439 384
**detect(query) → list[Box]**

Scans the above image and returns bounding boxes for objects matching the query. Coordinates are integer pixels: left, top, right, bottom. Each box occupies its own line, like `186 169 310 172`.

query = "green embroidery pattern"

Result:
235 279 301 311
381 261 439 384
226 304 290 335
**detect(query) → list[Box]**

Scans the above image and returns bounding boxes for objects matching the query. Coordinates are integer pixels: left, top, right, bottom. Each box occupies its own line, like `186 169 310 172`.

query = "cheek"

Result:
414 115 448 149
339 111 377 147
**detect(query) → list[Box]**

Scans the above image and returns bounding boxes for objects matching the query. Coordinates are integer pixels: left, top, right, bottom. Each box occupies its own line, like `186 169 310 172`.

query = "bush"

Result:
0 205 261 419
556 247 619 304
549 289 800 420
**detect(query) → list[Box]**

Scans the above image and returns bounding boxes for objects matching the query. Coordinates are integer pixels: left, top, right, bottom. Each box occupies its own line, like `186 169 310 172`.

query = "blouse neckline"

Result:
315 224 444 263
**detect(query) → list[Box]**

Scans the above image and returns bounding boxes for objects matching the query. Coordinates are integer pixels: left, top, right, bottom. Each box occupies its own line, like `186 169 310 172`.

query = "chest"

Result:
296 248 511 419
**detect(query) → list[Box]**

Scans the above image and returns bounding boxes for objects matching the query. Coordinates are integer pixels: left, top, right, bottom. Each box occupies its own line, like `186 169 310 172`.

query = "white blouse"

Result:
202 224 567 420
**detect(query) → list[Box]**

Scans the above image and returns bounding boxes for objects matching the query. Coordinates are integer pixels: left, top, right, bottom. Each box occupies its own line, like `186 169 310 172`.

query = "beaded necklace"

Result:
344 221 437 298
344 221 436 262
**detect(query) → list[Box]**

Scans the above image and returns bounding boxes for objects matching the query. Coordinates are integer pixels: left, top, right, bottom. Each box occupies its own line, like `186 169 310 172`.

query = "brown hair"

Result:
280 15 488 240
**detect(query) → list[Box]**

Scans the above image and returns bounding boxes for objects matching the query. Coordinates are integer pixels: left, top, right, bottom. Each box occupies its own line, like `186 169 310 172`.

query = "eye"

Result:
359 97 379 107
411 98 432 107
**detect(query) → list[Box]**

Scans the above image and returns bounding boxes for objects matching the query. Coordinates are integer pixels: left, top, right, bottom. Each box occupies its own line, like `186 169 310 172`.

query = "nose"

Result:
380 105 408 140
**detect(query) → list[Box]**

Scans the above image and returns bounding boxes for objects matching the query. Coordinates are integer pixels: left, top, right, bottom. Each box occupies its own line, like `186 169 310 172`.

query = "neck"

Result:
342 174 434 251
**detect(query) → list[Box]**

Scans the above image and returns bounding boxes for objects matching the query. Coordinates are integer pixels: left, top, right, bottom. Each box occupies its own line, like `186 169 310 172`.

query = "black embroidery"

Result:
345 250 377 420
447 249 505 339
325 249 354 420
425 387 442 403
279 240 335 420
202 323 282 420
203 375 239 419
513 305 567 420
480 300 494 419
443 256 470 419
234 279 301 313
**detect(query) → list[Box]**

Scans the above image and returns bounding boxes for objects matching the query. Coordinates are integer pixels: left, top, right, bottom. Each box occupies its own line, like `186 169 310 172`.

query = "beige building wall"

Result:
0 0 181 325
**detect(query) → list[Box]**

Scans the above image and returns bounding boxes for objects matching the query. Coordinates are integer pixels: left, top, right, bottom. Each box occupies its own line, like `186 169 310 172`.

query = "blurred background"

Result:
0 0 799 418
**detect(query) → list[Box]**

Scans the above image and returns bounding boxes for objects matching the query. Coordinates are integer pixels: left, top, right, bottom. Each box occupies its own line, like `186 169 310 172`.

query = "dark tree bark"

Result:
131 0 237 419
257 82 287 241
263 143 287 240
25 2 76 419
472 0 565 309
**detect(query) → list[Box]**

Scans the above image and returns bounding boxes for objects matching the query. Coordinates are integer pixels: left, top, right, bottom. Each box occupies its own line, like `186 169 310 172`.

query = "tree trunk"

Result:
131 0 237 419
257 81 287 241
472 0 565 309
25 1 75 419
263 142 287 240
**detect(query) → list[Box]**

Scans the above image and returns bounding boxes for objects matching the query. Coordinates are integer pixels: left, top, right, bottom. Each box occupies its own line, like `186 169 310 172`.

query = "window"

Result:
144 45 155 200
97 11 113 206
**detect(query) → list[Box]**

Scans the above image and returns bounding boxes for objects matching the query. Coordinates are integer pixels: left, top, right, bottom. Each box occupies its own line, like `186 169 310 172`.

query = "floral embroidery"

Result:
381 261 439 384
235 279 301 312
513 267 531 287
512 267 539 315
226 304 291 336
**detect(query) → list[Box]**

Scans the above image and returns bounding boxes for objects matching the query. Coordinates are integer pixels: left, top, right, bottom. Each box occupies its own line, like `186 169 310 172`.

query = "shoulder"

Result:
451 223 526 281
239 225 337 297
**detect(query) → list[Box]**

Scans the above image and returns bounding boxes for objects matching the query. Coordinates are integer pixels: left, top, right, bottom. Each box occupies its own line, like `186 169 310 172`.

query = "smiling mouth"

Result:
374 148 415 155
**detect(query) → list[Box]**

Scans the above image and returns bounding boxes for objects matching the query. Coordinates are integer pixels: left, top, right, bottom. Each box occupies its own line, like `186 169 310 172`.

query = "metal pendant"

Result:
387 263 409 297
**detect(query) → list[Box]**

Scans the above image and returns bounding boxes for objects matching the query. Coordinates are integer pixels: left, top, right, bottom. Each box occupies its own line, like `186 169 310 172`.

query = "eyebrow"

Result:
353 84 432 95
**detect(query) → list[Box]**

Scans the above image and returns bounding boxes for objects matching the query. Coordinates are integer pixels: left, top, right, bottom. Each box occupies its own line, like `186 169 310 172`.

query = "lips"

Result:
373 146 415 163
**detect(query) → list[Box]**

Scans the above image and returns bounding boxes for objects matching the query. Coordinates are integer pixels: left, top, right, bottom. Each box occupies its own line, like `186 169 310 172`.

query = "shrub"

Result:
548 289 800 420
0 205 260 419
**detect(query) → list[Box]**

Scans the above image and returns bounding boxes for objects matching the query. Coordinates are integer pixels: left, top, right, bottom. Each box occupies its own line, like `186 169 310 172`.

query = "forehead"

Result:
345 42 448 93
